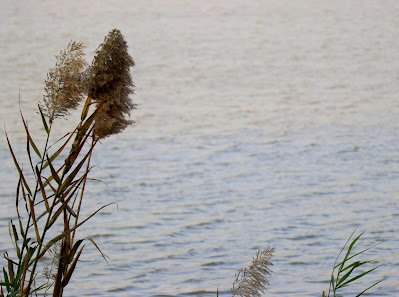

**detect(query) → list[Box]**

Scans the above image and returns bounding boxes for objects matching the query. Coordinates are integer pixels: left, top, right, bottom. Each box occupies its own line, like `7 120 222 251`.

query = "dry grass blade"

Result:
46 154 62 185
27 196 41 245
60 245 84 288
80 96 92 121
65 240 84 265
87 238 110 266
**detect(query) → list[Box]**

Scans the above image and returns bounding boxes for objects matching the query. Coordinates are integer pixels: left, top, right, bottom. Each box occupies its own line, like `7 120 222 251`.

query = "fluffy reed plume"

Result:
88 29 136 139
232 247 274 297
40 41 87 123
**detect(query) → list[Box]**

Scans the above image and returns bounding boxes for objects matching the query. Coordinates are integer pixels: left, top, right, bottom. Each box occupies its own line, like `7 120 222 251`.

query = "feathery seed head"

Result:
88 29 136 139
232 247 274 297
40 41 87 123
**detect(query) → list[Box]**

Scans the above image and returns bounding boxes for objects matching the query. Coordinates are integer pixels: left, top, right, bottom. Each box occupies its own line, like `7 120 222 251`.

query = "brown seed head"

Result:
88 29 135 139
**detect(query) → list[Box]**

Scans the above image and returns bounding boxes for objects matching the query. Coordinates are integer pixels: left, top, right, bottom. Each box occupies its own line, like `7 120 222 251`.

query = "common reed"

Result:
1 29 134 297
324 230 383 297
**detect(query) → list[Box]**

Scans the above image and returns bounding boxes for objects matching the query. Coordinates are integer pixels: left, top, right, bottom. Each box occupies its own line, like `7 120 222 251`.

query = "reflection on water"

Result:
1 1 398 296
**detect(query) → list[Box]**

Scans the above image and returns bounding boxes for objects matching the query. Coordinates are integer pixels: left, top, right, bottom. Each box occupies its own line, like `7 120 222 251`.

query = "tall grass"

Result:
1 29 135 297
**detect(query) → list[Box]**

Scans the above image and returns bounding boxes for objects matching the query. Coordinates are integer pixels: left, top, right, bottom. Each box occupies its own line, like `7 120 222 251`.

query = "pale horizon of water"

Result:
1 1 399 296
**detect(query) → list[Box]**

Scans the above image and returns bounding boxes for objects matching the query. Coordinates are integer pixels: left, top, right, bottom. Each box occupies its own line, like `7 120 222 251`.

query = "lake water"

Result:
0 0 398 296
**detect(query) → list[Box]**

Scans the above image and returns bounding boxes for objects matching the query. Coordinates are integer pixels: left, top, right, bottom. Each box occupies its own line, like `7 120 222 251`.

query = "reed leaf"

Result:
65 240 84 265
80 96 92 121
7 259 14 284
20 110 42 162
46 154 62 186
60 245 84 288
87 238 110 265
38 105 50 134
27 195 41 245
8 221 21 260
35 165 50 211
355 279 384 297
5 132 32 196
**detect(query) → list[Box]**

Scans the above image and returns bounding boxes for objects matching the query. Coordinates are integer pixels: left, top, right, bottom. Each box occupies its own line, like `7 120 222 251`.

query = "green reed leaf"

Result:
339 265 382 289
38 105 50 134
355 279 384 297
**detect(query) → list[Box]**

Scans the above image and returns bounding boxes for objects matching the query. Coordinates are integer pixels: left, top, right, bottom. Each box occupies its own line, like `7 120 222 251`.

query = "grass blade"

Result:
38 105 50 134
355 279 384 297
80 96 91 121
35 165 50 211
20 109 41 158
46 154 62 185
27 195 41 245
61 245 84 287
339 265 382 288
5 131 32 196
87 238 110 266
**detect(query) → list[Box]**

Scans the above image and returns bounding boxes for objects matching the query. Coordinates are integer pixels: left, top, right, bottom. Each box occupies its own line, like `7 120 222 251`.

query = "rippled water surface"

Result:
1 1 399 296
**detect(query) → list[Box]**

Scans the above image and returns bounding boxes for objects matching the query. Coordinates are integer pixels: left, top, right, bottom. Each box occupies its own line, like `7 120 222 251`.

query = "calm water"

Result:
1 1 398 296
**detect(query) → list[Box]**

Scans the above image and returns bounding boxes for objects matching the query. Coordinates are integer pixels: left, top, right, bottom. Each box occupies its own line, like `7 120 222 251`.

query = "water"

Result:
1 0 398 296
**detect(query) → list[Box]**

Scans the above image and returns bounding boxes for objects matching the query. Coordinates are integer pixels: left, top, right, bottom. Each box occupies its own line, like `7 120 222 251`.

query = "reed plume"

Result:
232 247 274 297
88 29 136 139
40 41 87 123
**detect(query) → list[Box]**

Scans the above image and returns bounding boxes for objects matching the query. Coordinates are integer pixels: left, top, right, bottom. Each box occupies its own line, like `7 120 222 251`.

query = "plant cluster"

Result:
1 29 135 297
230 230 383 297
